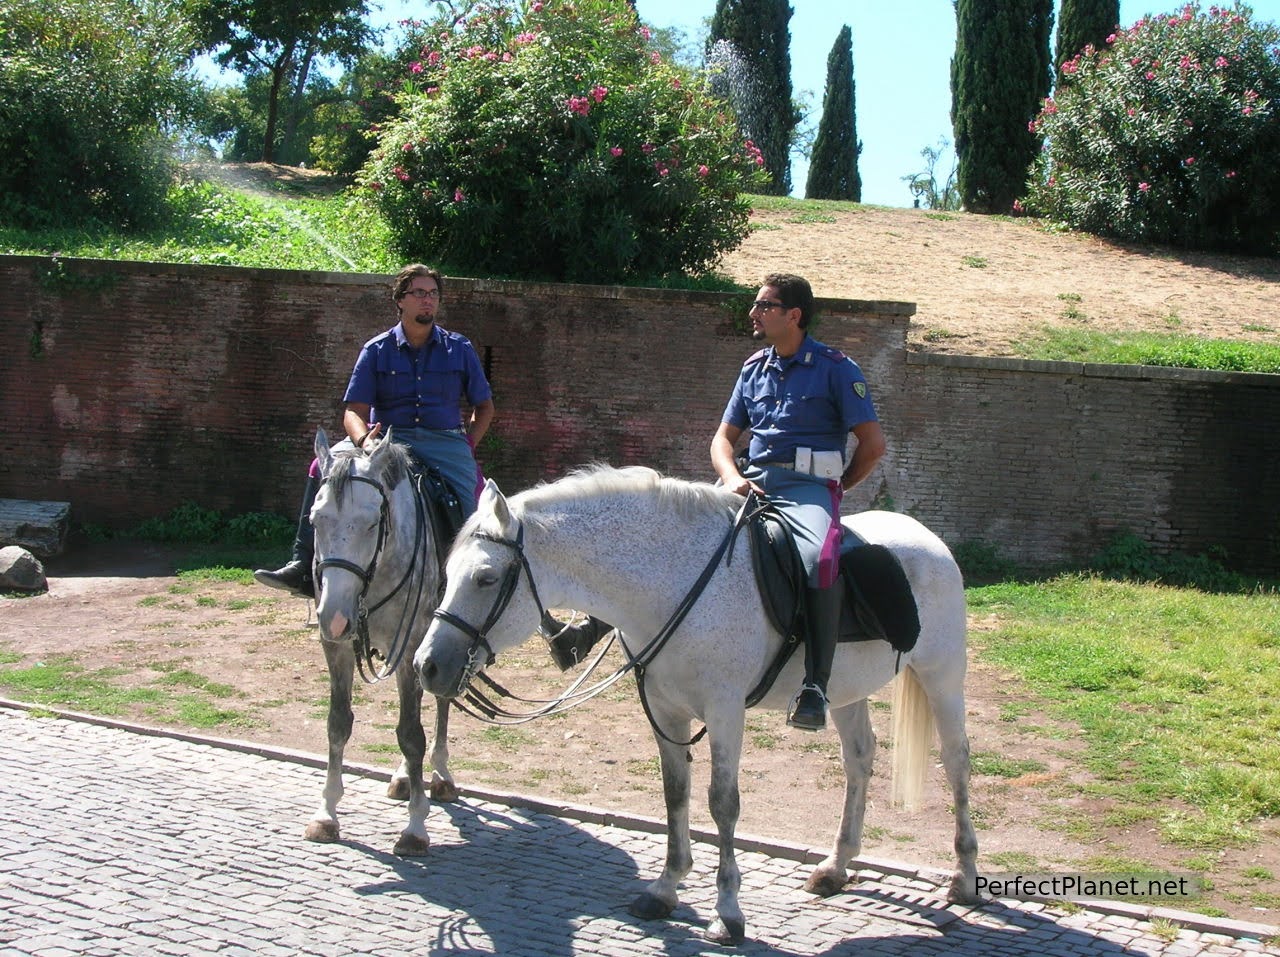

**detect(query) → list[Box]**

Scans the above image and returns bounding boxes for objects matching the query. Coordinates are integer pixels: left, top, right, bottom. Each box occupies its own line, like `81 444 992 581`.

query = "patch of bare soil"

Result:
3 542 1277 926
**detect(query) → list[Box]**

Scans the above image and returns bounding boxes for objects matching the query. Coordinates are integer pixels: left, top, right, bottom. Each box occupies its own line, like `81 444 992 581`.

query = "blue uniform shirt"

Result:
721 334 877 466
343 322 492 431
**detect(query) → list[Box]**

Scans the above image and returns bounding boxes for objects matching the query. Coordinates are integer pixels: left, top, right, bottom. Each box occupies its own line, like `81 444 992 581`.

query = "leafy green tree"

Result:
708 0 800 195
902 138 960 210
1055 0 1120 77
805 25 860 201
360 0 768 282
1028 3 1280 254
0 0 201 228
951 0 1053 213
184 0 375 162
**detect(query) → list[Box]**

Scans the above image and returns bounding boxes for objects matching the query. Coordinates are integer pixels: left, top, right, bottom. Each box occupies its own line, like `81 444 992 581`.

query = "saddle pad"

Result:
747 511 921 654
838 538 921 654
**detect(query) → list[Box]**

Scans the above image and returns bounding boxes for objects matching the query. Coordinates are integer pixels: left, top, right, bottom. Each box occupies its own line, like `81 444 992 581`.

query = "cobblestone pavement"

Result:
1 705 1276 957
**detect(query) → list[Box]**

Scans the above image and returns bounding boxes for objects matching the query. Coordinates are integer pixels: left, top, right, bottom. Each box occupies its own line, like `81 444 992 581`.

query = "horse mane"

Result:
324 439 415 501
512 464 740 529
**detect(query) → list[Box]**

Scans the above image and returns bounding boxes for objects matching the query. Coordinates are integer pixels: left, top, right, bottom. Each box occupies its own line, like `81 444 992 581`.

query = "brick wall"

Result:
898 354 1280 573
3 256 1276 573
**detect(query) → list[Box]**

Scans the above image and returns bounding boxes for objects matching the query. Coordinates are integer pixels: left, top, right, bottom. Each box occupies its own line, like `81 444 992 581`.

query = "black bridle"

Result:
315 472 431 682
430 523 547 693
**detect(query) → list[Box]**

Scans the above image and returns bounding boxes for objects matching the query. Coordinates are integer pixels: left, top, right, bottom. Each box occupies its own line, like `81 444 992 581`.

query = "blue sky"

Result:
205 1 1280 208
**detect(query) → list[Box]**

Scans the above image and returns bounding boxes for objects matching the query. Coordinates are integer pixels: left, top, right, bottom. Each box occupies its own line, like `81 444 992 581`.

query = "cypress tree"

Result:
1055 0 1120 75
951 0 1053 213
709 0 800 195
805 25 861 201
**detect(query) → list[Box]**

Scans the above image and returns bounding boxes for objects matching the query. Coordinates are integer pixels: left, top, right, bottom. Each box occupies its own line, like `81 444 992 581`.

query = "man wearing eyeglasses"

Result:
710 273 886 731
255 263 493 599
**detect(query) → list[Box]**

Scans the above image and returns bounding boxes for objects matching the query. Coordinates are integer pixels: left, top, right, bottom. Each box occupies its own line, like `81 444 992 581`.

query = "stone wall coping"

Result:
907 349 1280 386
2 253 916 318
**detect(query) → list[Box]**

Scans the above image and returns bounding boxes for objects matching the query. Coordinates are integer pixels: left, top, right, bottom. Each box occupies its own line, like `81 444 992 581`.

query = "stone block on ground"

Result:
0 499 71 558
0 546 46 592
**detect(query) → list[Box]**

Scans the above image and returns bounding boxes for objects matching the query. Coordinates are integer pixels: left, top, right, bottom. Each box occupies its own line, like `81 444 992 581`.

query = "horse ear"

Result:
315 428 334 477
477 479 515 536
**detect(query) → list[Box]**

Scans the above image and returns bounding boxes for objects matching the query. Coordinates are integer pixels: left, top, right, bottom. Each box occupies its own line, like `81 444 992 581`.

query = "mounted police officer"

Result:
711 273 886 731
255 263 609 671
255 264 493 600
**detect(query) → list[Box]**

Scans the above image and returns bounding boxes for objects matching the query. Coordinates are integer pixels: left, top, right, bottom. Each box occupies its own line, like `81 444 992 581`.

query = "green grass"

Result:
0 655 252 729
969 575 1280 848
1015 327 1280 372
0 176 399 275
970 751 1049 778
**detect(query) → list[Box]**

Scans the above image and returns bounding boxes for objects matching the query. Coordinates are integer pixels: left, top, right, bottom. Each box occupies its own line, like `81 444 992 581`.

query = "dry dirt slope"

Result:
716 201 1280 358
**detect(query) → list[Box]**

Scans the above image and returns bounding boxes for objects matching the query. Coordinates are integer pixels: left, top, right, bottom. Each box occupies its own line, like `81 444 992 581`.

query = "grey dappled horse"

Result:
307 429 456 855
415 465 978 945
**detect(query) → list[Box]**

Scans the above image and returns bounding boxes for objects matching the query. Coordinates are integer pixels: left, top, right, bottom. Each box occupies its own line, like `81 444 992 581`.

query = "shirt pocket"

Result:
745 384 781 427
374 349 419 408
776 390 826 431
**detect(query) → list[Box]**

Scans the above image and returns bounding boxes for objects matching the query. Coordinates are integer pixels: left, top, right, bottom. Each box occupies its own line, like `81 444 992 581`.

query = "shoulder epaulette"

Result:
742 348 769 367
818 345 846 362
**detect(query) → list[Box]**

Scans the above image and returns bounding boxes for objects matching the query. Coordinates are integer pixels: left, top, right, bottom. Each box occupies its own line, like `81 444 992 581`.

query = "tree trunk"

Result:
262 43 297 163
281 43 317 163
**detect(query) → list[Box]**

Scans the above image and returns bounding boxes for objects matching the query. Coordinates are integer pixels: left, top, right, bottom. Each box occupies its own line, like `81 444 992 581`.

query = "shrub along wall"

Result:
2 256 1276 573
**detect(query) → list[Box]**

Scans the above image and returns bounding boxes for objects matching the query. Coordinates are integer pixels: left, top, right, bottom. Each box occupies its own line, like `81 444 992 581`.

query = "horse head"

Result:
415 479 542 698
311 427 407 642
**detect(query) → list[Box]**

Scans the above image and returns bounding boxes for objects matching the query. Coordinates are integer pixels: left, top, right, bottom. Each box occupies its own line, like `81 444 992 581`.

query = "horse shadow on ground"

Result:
335 796 1179 957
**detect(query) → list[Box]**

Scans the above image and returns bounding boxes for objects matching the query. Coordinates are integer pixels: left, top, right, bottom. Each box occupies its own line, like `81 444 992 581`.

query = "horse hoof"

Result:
430 779 459 803
386 778 411 801
704 917 746 946
803 868 848 897
393 833 430 857
303 820 340 843
948 872 982 905
628 891 674 921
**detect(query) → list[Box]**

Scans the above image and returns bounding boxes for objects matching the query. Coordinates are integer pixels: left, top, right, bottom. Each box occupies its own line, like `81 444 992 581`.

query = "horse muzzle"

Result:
413 622 477 699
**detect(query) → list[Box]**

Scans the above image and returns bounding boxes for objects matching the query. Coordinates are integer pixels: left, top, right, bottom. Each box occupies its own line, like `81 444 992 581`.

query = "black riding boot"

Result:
254 475 319 600
787 584 843 731
542 612 614 671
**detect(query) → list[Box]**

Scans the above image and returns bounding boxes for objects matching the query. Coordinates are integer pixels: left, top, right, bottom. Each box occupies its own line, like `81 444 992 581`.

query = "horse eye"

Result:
474 569 500 588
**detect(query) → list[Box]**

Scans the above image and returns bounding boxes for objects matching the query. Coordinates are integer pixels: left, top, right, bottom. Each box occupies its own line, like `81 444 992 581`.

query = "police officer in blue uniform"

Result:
711 273 886 730
255 264 493 599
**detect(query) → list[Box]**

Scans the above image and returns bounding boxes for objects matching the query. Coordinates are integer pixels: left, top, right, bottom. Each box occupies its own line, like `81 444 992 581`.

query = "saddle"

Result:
747 508 921 655
405 459 466 566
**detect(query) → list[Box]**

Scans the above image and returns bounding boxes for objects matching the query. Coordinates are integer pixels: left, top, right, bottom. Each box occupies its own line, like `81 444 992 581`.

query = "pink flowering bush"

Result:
1027 3 1280 254
359 0 768 281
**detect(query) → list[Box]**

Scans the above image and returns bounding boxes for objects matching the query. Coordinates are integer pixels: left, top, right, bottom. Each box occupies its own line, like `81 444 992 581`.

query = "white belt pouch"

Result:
795 447 844 480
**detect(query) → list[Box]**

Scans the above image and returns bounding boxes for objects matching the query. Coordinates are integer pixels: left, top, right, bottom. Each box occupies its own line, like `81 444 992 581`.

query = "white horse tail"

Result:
889 665 935 810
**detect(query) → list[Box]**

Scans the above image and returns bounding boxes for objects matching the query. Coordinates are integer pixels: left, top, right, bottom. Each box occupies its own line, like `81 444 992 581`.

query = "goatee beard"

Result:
751 329 764 340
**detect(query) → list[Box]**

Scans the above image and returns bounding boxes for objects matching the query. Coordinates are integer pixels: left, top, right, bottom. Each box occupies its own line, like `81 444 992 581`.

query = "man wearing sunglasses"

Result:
710 273 886 731
255 263 493 599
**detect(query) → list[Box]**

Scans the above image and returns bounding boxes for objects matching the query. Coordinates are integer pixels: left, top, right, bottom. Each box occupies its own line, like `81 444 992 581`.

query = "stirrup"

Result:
786 683 828 731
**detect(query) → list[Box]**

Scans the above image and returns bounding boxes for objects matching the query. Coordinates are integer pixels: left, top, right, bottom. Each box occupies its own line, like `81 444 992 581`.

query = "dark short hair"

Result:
391 264 445 302
762 272 815 328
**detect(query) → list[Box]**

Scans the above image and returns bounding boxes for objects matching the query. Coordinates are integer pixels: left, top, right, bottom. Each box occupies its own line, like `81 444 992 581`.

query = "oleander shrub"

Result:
1026 3 1280 254
358 0 768 282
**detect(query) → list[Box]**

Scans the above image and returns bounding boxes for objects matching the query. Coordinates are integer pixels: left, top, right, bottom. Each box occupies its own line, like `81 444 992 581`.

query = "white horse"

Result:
415 465 978 945
307 428 457 856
